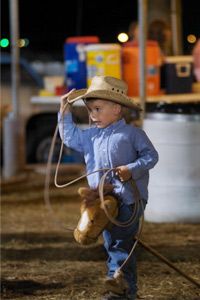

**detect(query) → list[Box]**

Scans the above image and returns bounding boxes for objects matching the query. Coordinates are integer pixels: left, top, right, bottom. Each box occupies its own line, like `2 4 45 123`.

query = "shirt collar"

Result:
102 118 126 132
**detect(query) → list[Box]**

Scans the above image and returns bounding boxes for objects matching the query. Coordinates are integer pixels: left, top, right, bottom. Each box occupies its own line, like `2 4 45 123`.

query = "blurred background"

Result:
1 0 200 58
1 2 200 299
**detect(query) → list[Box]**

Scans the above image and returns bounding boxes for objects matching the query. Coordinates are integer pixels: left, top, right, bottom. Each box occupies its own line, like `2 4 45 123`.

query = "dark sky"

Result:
1 0 200 60
2 0 137 59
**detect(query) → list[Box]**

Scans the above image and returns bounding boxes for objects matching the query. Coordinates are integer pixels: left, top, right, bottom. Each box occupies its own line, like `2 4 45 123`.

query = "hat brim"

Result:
67 89 141 111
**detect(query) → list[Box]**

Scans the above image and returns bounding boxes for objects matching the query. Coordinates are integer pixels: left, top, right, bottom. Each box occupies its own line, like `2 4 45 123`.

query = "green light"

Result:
0 38 9 48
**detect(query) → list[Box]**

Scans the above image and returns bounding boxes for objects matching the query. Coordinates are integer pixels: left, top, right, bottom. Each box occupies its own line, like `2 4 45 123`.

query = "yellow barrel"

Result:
85 44 121 86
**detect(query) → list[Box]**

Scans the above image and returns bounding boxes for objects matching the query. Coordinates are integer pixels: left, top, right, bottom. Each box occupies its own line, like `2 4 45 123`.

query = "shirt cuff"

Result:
57 111 72 123
127 162 144 180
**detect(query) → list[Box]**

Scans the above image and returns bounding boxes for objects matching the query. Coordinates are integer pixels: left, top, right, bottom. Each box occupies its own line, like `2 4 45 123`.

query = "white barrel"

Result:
143 113 200 223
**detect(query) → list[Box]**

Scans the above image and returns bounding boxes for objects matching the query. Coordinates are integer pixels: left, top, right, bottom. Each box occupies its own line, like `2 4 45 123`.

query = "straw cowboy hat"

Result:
67 76 141 110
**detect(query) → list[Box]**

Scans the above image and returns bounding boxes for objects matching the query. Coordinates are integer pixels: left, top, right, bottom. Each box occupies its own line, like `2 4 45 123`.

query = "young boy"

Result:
58 76 159 300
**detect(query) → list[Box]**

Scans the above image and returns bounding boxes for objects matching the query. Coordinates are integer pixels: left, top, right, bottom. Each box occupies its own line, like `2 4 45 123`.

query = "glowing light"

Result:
0 38 29 48
18 39 26 47
187 34 196 44
0 38 9 48
117 33 129 43
17 38 30 47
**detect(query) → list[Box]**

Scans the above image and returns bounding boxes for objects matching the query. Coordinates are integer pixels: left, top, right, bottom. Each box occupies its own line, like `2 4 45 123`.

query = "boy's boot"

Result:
101 290 136 300
102 270 136 300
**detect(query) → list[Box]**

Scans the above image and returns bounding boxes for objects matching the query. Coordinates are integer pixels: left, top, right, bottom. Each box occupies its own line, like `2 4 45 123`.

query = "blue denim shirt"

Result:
58 112 159 205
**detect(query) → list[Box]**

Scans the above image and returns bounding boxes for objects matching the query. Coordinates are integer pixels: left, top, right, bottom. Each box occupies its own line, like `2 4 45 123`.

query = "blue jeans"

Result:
103 200 146 295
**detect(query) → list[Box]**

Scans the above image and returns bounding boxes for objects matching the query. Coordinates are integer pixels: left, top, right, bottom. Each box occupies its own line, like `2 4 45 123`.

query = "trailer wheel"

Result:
26 126 62 163
26 127 84 164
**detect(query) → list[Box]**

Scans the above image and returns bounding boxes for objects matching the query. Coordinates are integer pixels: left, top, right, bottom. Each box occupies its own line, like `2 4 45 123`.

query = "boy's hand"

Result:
115 165 132 182
60 89 75 114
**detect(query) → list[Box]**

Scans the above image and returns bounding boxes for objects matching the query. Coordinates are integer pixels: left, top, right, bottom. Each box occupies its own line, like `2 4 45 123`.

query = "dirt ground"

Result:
1 169 200 300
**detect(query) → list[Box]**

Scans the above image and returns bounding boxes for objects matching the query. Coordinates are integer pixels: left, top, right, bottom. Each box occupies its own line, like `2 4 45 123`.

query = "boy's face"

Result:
86 99 122 128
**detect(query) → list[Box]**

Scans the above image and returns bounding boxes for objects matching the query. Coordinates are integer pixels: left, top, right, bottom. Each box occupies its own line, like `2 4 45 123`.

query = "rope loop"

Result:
99 169 141 227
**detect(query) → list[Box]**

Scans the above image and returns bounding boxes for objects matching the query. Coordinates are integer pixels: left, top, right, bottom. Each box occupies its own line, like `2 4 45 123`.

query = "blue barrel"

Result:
64 36 99 90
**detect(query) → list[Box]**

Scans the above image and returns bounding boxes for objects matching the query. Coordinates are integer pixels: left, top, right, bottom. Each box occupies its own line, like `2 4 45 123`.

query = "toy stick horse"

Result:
74 186 118 245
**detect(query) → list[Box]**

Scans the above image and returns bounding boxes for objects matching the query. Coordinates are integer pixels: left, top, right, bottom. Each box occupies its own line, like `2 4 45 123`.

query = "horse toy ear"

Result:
78 187 98 212
73 187 118 245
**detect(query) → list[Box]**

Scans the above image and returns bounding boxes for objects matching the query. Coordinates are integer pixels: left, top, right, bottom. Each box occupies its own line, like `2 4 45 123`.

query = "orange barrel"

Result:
122 41 162 96
64 36 99 90
85 44 122 87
